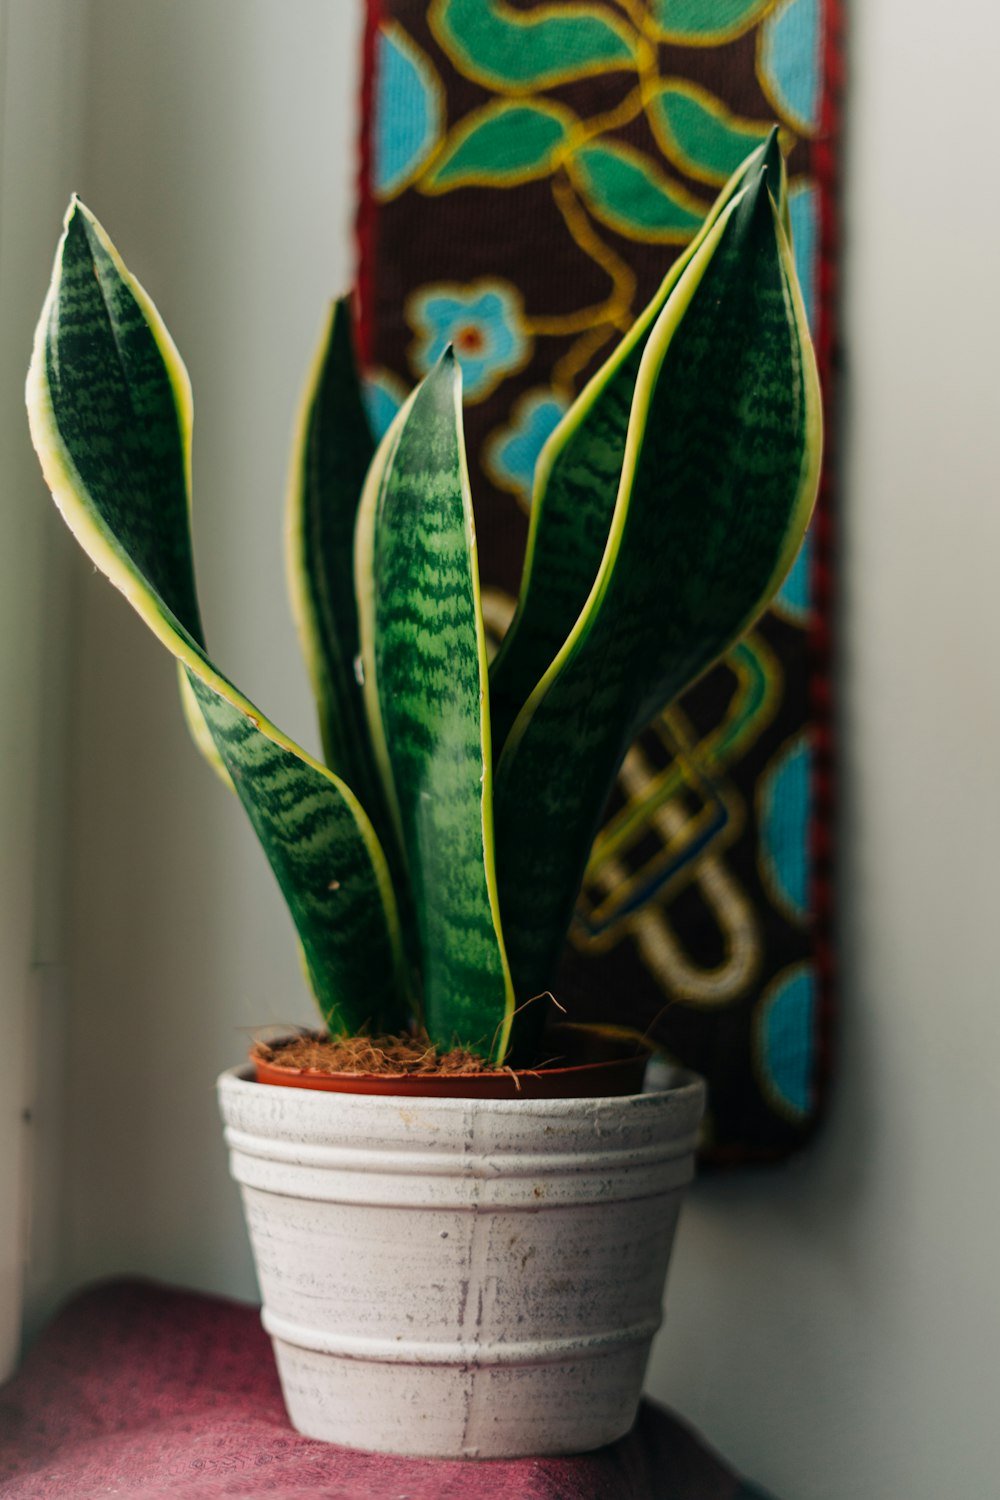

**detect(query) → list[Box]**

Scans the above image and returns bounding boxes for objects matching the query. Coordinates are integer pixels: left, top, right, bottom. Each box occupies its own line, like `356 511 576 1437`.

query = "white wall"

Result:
0 0 87 1377
8 1 1000 1495
646 5 1000 1497
29 0 364 1324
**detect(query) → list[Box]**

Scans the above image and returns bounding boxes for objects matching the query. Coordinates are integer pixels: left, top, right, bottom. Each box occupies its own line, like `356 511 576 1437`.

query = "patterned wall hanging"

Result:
356 0 842 1162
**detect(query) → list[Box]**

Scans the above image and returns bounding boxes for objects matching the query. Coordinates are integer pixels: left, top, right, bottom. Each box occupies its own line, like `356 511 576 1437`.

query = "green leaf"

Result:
356 352 515 1059
27 198 408 1036
429 0 635 92
648 81 772 185
425 102 573 192
494 169 821 1045
287 299 399 849
648 0 773 41
491 133 786 756
569 140 707 242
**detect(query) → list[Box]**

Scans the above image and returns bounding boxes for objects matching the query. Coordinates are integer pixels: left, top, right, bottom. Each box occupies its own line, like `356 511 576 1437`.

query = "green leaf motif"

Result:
648 81 771 185
357 352 515 1059
429 0 635 92
491 132 786 756
569 141 707 243
27 200 408 1037
494 167 822 1044
648 0 774 41
425 102 573 191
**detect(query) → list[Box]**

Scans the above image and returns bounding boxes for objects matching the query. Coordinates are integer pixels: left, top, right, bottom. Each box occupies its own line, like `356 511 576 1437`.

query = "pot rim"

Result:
221 1059 707 1117
249 1021 668 1101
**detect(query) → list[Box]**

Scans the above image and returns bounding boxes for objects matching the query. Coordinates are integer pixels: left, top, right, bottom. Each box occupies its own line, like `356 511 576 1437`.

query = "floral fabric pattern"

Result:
359 0 841 1161
408 281 529 401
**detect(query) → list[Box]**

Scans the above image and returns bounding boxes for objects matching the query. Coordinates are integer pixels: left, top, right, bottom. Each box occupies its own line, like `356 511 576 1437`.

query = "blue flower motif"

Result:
485 389 569 509
408 281 529 402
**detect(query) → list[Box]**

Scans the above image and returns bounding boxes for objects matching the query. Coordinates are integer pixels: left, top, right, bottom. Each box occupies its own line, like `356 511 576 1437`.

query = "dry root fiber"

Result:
251 1031 499 1077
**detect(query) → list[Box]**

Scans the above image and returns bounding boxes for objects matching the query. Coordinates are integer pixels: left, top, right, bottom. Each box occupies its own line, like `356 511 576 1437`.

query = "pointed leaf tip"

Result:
423 344 463 411
732 158 777 238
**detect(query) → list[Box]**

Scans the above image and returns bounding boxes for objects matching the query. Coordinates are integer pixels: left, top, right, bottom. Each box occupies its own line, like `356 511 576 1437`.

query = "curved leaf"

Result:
356 353 515 1059
491 133 786 755
425 102 574 192
286 299 399 852
429 0 635 92
569 140 707 242
494 171 822 1045
27 199 408 1035
647 80 772 185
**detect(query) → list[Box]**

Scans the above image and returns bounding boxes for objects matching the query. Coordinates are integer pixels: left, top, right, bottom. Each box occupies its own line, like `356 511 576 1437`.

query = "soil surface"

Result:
251 1032 502 1077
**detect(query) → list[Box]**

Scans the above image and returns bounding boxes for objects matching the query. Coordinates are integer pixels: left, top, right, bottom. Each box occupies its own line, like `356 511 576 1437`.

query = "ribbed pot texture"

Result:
217 1066 705 1459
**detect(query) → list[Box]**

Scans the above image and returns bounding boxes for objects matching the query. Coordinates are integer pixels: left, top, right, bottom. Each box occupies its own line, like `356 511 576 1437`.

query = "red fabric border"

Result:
805 0 846 1143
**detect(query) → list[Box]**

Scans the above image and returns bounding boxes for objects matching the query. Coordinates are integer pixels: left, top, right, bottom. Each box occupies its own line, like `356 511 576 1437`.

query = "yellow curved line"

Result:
561 82 648 152
551 322 618 394
577 837 762 1005
580 733 746 926
521 173 636 337
589 631 783 863
428 0 640 94
608 0 658 34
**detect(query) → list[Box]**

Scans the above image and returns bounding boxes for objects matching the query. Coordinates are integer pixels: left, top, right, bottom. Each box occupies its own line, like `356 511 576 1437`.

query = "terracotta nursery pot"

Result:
217 1047 706 1459
250 1022 655 1099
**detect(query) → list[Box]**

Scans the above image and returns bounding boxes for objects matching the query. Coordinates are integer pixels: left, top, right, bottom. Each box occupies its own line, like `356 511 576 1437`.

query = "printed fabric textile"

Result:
357 0 842 1161
0 1280 770 1499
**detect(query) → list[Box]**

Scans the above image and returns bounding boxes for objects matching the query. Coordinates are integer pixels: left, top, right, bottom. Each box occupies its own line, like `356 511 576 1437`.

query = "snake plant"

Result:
26 132 820 1066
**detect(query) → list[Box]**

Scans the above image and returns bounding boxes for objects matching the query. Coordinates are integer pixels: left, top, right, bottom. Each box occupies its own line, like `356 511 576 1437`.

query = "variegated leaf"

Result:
494 169 822 1050
356 352 515 1058
27 200 408 1035
490 132 787 754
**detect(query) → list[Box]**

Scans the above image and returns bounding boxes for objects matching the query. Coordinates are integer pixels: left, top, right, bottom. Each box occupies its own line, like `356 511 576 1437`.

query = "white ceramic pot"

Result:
217 1065 705 1458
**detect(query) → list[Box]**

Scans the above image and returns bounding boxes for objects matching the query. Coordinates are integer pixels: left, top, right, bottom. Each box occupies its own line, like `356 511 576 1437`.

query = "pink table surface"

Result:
0 1280 770 1499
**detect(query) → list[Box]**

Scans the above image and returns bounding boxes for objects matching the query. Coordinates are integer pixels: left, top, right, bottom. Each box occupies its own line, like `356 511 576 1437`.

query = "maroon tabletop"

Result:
0 1280 771 1499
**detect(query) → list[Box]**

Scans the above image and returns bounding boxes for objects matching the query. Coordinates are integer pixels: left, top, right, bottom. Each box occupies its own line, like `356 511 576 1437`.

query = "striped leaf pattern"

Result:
27 199 407 1036
494 169 822 1038
357 352 515 1058
286 298 400 857
490 131 787 754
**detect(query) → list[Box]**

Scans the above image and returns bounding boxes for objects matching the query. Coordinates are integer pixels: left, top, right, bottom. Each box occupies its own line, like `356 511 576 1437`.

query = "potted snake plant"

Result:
26 130 819 1458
